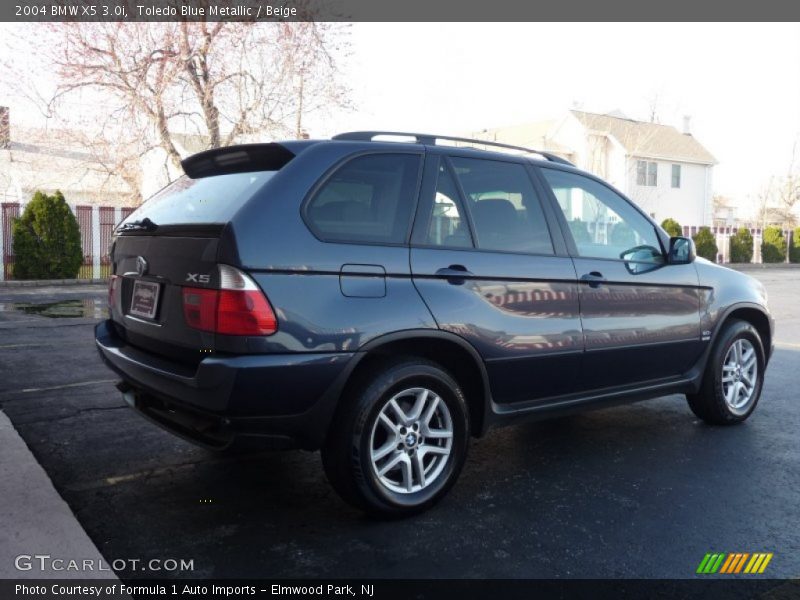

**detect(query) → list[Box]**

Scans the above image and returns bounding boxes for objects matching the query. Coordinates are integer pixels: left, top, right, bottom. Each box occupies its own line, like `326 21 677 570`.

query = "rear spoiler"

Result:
181 143 296 179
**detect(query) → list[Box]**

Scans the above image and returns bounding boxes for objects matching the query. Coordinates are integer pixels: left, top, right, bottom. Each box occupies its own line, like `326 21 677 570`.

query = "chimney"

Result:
682 115 692 136
0 106 9 149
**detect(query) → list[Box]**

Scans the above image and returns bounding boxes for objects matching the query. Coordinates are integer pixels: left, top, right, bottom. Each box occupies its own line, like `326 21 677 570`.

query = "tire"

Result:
322 358 470 517
686 319 765 425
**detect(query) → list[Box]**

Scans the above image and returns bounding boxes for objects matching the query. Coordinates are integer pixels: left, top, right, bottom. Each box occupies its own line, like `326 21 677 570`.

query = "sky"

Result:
311 23 800 203
2 22 799 206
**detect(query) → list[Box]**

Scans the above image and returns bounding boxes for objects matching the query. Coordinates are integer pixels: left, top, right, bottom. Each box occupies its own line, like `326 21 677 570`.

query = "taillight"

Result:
182 265 277 336
182 287 218 332
108 275 120 312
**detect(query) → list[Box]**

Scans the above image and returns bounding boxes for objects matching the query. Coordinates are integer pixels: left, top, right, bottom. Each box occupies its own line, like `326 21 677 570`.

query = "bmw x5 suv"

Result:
96 131 774 515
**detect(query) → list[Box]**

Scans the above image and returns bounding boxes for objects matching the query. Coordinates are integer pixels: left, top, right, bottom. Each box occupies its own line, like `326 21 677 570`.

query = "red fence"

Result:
2 202 20 279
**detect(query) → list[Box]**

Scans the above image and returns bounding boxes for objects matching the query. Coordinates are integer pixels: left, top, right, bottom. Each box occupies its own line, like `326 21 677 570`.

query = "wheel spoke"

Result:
419 444 449 457
734 340 742 364
408 388 429 422
721 374 735 384
422 395 441 427
373 440 397 462
422 427 452 439
724 381 736 404
399 455 413 492
379 412 399 434
388 398 409 425
735 382 745 405
378 452 403 476
412 452 426 488
741 347 754 365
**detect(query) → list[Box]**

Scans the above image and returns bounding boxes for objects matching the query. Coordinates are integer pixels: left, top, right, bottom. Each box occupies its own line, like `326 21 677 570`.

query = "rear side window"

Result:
306 153 421 244
450 157 554 255
121 171 276 226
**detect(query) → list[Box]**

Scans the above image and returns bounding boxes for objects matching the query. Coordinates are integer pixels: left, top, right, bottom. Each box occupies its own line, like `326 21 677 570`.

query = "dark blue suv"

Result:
96 131 773 515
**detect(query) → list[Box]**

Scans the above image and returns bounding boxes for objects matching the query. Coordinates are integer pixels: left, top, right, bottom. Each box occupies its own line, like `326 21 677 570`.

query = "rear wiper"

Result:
118 217 158 232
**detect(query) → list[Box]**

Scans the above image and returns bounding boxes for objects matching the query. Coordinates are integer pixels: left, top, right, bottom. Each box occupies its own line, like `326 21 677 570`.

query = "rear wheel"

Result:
322 358 469 517
687 319 764 425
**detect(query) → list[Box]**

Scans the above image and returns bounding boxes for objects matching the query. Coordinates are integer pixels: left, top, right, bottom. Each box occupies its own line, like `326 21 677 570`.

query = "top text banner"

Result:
4 0 800 22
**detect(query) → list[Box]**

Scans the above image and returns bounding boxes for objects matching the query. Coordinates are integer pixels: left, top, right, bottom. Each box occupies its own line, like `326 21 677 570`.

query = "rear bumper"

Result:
95 320 355 450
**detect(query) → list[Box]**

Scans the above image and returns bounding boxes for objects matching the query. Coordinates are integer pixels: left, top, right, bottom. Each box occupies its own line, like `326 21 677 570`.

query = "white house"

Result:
471 110 717 227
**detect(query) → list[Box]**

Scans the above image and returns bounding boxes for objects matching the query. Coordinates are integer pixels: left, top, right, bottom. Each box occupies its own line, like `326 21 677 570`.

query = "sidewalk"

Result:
0 410 116 579
0 278 108 288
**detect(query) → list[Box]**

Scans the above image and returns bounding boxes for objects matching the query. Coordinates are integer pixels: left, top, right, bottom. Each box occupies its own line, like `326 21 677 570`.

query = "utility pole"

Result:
295 71 304 140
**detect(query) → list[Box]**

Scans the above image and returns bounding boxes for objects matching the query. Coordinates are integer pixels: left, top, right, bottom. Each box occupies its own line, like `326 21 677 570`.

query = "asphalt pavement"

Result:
0 271 798 579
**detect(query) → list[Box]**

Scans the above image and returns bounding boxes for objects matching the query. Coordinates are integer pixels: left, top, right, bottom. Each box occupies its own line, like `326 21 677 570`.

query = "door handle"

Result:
435 265 473 284
580 271 606 288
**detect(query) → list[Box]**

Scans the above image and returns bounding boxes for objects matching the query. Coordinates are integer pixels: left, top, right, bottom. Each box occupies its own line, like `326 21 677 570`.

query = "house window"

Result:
671 164 681 188
636 160 658 186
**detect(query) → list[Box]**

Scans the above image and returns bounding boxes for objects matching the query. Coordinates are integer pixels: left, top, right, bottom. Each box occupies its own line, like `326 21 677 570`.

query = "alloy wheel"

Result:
368 387 453 494
721 338 758 415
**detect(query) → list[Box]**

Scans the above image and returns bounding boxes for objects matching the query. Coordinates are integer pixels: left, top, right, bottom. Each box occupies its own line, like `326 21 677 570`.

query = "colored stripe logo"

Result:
697 553 773 574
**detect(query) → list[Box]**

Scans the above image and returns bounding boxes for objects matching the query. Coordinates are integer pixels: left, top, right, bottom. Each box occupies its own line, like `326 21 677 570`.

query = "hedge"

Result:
729 228 754 263
12 190 82 280
761 226 787 263
660 218 683 238
692 227 718 262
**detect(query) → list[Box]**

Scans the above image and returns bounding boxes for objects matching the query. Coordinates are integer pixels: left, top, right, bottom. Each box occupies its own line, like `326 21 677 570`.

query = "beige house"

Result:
470 110 717 227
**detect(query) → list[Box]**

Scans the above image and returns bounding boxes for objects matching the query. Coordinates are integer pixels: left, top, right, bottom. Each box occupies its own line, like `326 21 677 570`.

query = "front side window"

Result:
306 154 421 244
449 157 554 255
541 168 663 263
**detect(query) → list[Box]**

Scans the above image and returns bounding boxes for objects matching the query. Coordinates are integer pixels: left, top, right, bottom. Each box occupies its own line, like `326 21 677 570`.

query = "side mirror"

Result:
668 236 696 264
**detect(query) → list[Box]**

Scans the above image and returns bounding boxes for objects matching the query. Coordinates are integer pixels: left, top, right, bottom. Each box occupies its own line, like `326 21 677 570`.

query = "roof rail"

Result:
332 131 574 166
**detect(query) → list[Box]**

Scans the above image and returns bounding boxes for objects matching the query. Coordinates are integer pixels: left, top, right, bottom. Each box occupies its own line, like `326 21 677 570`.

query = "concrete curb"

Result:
0 279 108 288
727 263 800 271
0 410 117 580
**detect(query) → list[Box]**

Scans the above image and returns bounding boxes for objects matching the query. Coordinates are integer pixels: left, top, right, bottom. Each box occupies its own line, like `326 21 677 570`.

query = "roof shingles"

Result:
571 110 716 165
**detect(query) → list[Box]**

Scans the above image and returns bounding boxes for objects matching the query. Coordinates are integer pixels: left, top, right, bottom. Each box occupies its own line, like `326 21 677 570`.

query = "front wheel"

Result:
687 319 765 425
322 358 469 517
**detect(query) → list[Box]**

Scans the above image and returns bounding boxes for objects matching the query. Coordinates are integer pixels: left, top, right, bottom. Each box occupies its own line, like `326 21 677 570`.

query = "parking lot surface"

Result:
0 270 798 579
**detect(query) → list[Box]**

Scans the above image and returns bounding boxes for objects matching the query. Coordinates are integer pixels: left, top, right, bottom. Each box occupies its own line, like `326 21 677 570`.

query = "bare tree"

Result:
3 22 349 201
756 140 800 227
644 89 662 124
56 22 347 165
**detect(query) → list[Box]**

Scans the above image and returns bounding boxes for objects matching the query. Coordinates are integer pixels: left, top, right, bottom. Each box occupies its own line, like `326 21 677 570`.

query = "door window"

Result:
424 161 472 248
541 168 663 263
450 157 554 255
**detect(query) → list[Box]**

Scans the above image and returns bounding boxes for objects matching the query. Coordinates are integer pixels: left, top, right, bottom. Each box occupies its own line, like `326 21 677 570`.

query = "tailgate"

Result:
110 234 221 363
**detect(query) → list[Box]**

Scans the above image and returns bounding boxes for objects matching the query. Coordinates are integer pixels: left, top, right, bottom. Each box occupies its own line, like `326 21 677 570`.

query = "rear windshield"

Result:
120 171 276 227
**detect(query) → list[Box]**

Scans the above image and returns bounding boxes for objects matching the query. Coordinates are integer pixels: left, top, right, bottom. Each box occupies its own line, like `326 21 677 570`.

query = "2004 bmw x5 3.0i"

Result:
96 131 774 516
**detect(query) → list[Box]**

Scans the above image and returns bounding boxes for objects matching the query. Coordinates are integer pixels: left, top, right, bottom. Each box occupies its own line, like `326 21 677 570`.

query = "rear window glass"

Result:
120 171 275 227
305 153 421 244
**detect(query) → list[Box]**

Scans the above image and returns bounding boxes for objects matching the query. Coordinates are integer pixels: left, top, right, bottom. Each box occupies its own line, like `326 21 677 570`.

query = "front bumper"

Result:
95 320 355 450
